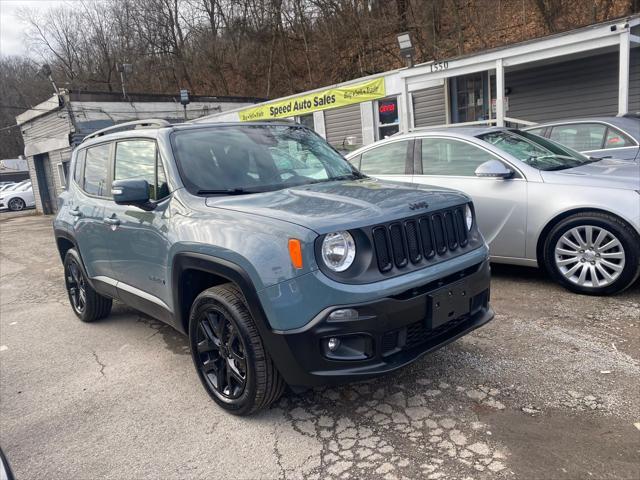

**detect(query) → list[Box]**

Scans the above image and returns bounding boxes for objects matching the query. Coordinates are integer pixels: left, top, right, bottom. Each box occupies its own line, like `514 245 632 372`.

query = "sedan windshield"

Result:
171 125 363 194
478 130 596 171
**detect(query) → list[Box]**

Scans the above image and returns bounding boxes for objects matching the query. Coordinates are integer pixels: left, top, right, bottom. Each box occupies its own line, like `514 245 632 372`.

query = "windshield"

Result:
171 125 363 194
478 130 595 171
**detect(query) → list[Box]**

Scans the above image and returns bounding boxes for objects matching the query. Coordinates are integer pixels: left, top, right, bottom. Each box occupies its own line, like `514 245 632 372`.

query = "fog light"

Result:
328 308 359 322
327 337 340 352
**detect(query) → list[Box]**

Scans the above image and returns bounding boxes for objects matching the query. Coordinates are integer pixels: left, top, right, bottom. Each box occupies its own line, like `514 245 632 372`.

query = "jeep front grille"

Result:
372 206 470 274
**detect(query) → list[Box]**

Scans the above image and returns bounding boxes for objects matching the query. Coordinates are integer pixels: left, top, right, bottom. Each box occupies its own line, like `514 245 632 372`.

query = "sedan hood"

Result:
205 178 468 234
540 158 640 190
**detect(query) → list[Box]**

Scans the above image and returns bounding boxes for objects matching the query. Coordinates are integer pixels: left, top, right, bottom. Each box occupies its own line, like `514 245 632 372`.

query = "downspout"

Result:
618 29 630 116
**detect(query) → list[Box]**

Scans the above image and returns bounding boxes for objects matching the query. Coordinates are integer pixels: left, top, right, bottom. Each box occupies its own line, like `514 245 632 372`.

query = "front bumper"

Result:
266 259 493 387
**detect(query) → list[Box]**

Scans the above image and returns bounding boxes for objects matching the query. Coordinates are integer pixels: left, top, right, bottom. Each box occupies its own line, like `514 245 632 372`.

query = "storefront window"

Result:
298 114 315 130
377 97 399 139
449 73 489 123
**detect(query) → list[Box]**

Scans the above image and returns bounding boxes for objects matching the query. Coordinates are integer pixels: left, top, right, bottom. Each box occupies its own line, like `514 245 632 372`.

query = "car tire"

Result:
543 211 640 295
189 283 285 415
8 198 25 211
63 249 113 322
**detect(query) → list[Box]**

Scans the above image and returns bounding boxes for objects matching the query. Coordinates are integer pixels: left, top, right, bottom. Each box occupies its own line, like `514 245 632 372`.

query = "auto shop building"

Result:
195 15 640 151
16 90 262 214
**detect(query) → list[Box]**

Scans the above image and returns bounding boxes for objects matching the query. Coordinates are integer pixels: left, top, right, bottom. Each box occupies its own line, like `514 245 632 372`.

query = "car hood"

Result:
205 178 468 234
540 158 640 190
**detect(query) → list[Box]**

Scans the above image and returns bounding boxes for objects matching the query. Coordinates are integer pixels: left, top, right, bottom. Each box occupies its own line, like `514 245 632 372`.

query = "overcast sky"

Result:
0 0 66 57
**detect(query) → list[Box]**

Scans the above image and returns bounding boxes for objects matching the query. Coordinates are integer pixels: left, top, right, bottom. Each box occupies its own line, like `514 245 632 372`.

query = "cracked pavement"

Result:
1 215 639 479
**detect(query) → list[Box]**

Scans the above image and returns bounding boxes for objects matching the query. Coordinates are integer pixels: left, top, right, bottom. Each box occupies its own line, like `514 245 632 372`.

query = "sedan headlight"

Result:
321 231 356 272
465 204 473 231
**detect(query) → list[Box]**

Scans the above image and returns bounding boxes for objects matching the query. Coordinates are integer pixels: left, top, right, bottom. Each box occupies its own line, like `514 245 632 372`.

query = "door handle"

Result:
69 207 82 217
103 216 121 226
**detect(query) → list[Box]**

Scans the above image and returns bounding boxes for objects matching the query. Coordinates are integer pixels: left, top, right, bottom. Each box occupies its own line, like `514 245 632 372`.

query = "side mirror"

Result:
111 179 154 209
475 160 514 179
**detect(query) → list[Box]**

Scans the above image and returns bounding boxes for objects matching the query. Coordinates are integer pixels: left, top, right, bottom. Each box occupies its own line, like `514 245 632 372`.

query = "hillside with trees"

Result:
1 0 637 158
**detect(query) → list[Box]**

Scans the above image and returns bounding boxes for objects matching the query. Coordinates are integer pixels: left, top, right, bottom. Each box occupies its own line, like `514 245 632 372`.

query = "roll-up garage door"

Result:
325 104 363 149
412 85 446 128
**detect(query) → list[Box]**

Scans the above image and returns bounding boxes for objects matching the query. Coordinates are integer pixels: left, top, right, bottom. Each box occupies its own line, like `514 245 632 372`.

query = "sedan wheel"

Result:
544 212 640 295
8 198 25 211
554 226 625 289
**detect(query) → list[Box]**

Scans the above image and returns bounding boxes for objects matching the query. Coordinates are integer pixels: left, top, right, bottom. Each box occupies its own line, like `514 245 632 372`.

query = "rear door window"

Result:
359 140 410 175
548 123 606 151
83 143 111 197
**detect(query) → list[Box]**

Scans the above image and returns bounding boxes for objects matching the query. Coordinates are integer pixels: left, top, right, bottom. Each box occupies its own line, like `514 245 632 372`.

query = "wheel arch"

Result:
171 253 270 337
535 207 640 268
54 229 78 263
171 252 309 386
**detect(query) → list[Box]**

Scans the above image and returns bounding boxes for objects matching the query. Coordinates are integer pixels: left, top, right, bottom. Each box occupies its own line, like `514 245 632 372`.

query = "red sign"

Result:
379 103 396 114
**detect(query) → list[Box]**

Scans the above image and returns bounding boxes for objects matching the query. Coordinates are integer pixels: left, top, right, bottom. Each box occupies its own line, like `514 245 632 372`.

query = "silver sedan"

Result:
346 127 640 295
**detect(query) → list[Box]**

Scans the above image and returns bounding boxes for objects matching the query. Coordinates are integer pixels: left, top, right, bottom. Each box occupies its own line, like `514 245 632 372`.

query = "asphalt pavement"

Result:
1 215 638 479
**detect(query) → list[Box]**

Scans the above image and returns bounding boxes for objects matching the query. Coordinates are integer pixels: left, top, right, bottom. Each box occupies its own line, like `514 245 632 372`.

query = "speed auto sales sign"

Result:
238 78 386 121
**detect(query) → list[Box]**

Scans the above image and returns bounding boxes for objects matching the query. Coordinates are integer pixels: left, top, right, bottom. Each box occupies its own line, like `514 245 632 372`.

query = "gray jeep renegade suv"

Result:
54 120 494 415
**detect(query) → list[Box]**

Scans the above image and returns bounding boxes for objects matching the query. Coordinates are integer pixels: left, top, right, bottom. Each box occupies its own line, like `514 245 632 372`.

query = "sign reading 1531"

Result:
430 61 449 72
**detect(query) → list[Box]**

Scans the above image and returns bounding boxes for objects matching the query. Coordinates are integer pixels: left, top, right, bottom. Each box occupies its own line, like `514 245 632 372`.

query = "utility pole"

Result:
117 64 133 100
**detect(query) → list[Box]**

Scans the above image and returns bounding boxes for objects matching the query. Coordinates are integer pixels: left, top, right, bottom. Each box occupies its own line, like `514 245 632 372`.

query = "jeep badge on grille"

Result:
409 201 428 210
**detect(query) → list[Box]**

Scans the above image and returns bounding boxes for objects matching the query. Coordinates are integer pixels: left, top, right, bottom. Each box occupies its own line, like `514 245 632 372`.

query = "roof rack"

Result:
82 119 171 143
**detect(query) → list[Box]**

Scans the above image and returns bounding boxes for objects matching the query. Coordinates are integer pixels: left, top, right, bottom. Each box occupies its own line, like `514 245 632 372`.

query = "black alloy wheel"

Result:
65 257 87 315
196 307 248 400
63 248 112 322
189 284 285 415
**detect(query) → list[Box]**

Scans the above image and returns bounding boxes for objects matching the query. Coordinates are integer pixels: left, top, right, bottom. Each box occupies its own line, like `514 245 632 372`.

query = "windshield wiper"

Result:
196 188 254 195
330 172 367 181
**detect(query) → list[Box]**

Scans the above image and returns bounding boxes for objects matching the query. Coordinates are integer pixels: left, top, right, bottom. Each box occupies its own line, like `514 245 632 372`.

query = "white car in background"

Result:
0 181 35 211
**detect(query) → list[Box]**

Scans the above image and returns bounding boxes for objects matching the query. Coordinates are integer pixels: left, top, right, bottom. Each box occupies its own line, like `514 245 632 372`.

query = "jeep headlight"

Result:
321 231 356 272
465 204 473 231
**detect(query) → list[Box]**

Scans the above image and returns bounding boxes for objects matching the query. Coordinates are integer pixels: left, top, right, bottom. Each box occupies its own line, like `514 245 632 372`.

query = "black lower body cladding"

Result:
268 259 493 387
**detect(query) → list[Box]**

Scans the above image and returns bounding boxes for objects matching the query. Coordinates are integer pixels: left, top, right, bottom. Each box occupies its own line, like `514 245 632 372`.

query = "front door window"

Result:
421 138 498 176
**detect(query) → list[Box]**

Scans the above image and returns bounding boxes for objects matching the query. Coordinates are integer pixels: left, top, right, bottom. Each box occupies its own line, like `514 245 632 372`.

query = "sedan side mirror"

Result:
111 179 154 210
475 160 514 179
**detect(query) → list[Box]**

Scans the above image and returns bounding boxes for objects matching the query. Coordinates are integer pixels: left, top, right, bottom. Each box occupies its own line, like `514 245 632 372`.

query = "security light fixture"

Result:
39 63 60 95
180 89 190 106
397 32 415 67
180 89 190 120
